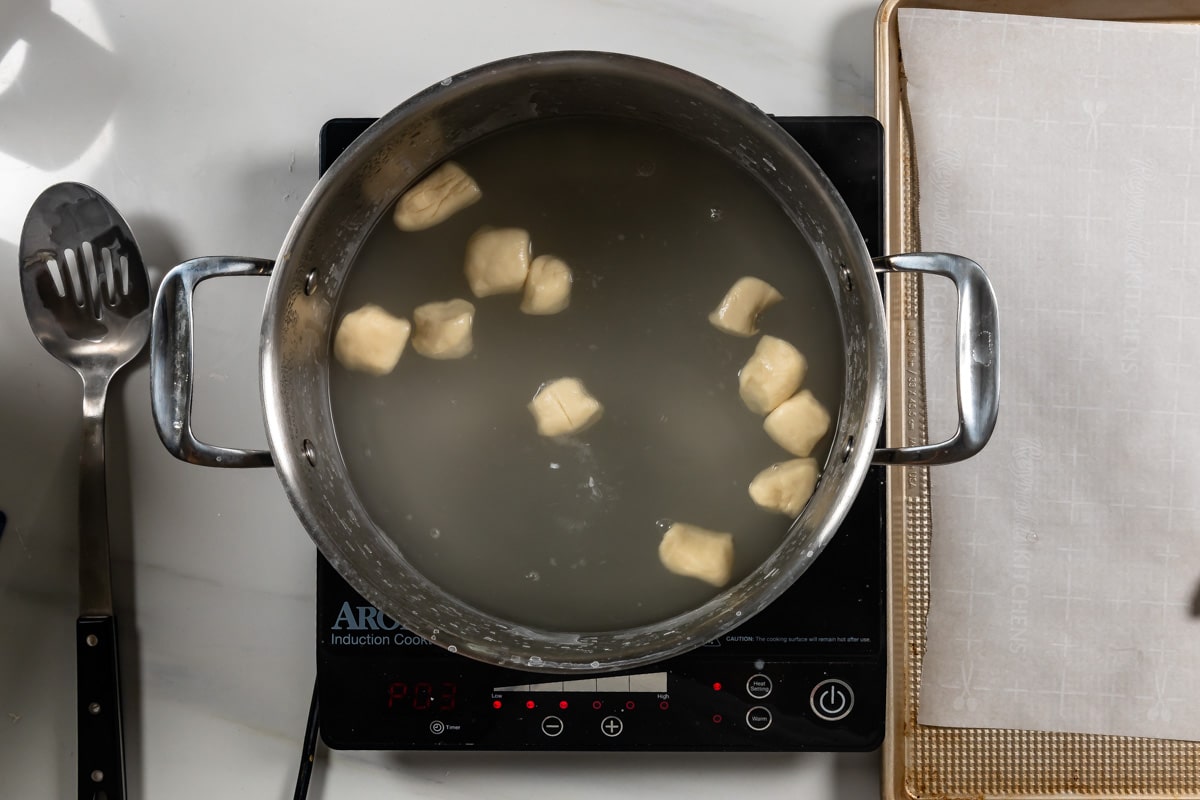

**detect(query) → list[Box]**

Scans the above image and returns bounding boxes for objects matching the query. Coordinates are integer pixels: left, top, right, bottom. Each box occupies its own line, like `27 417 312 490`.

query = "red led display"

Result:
712 714 723 724
712 682 722 691
492 700 502 709
387 681 456 712
559 700 569 709
592 700 603 710
525 700 536 709
659 700 670 711
625 700 636 710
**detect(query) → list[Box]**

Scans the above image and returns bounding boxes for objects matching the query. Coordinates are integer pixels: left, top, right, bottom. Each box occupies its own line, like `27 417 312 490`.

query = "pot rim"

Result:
260 50 887 673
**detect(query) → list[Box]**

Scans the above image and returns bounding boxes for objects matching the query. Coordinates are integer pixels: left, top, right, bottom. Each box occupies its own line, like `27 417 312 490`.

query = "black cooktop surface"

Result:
315 116 885 752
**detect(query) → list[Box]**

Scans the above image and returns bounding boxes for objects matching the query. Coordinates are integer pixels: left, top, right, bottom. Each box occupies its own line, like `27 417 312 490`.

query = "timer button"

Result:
745 706 773 731
541 715 565 737
746 673 773 699
810 678 854 722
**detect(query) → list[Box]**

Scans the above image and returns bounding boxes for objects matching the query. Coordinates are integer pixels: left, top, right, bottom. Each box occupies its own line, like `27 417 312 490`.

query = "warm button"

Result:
810 678 854 722
746 673 773 699
745 706 773 731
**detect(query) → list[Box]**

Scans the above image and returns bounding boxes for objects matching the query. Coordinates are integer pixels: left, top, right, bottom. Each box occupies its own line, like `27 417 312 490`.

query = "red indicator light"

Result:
659 700 669 711
625 700 636 710
492 700 502 709
559 700 569 710
592 700 603 710
525 700 536 709
712 714 723 724
712 682 722 691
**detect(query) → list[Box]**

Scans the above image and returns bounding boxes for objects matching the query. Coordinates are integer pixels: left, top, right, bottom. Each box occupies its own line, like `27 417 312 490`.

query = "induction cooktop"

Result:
312 116 886 753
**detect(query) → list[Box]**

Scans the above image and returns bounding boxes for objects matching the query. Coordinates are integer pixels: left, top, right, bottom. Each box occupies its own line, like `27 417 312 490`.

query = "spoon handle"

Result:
76 379 126 799
77 615 126 800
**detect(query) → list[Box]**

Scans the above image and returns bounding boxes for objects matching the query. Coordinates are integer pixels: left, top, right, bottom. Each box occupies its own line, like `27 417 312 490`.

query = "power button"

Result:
810 678 854 722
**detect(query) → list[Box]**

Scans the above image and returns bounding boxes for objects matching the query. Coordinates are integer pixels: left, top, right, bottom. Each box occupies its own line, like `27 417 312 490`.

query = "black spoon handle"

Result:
77 615 126 800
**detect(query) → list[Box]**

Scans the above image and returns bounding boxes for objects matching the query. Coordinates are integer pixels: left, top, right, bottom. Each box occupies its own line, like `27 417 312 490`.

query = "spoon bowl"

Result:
20 182 150 375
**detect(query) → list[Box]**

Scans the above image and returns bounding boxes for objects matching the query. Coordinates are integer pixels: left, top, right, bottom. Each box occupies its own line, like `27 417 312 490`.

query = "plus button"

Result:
600 715 624 737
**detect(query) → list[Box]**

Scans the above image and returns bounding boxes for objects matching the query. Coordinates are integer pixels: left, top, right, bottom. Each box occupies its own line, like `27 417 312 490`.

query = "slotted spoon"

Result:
20 182 150 800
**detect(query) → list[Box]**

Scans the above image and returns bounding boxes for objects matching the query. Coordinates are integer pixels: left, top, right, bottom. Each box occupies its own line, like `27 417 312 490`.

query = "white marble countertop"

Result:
0 1 883 796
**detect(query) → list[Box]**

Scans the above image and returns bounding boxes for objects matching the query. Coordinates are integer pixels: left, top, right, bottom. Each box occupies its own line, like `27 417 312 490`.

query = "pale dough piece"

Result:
763 390 831 457
708 276 783 336
748 458 819 516
392 161 481 231
411 298 475 359
333 304 411 376
527 377 603 437
658 522 735 588
464 227 531 297
520 255 573 315
739 335 808 415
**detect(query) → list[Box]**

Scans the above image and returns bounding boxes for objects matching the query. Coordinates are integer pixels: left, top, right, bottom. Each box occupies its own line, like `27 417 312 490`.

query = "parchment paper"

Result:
899 8 1200 740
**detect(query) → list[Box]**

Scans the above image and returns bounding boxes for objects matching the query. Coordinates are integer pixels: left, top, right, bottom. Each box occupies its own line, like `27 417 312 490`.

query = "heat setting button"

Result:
600 715 624 737
540 716 565 737
810 678 854 722
746 673 773 699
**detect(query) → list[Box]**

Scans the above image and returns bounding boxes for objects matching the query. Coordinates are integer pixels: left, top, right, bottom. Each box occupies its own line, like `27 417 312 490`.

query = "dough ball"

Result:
739 335 807 415
763 390 831 457
748 458 819 517
528 377 603 437
412 298 475 359
520 254 573 315
392 161 481 231
708 276 783 336
333 304 411 375
658 522 735 588
464 226 531 297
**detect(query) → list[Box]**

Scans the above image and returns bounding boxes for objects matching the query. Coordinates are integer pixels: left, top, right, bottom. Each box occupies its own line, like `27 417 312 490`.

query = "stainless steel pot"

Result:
149 51 998 673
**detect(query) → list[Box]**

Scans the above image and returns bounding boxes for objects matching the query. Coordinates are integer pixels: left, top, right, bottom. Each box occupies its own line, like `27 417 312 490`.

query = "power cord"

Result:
293 681 321 800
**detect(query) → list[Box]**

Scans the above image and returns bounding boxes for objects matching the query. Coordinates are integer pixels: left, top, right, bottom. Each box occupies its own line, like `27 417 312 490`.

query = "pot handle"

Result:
150 256 275 468
872 253 999 465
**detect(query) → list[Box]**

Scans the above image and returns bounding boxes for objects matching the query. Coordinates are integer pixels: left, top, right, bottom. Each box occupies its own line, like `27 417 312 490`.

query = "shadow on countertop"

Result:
289 746 883 800
106 211 185 800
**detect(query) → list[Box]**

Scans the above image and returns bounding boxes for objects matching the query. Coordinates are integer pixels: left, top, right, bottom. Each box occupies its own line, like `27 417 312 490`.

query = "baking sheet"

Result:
904 6 1200 742
876 1 1200 797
